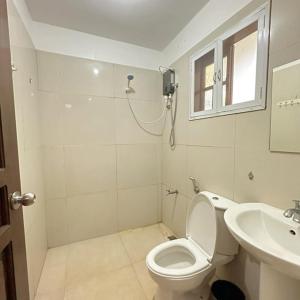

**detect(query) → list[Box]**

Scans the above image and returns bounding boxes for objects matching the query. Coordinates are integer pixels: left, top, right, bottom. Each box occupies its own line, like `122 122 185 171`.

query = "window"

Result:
194 47 216 112
190 5 269 119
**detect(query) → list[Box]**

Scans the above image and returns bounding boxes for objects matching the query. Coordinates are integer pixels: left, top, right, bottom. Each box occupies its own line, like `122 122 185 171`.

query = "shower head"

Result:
126 74 135 94
127 74 134 81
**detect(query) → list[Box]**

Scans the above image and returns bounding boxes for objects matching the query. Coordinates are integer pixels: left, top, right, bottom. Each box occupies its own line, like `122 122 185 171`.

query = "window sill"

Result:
189 103 266 121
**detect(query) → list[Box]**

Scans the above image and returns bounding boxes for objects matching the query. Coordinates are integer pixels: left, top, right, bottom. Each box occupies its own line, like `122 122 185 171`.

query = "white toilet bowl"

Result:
146 192 239 300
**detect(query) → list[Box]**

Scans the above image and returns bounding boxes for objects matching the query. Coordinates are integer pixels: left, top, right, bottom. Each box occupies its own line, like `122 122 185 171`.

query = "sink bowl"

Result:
224 203 300 279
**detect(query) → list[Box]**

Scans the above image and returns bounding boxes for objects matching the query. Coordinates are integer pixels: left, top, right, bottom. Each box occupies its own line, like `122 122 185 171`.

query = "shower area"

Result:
8 2 181 295
38 51 178 248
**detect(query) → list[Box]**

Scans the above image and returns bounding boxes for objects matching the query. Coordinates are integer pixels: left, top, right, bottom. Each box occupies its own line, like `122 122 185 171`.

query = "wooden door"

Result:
0 0 30 298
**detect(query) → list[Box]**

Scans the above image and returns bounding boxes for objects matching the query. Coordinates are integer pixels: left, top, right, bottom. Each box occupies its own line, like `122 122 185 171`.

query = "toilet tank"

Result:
204 192 239 256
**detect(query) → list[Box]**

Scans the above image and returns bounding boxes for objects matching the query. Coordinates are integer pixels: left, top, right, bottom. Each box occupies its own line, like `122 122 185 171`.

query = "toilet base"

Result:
154 282 211 300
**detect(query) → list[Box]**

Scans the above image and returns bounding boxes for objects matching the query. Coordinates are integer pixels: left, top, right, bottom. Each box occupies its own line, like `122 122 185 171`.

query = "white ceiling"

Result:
24 0 209 50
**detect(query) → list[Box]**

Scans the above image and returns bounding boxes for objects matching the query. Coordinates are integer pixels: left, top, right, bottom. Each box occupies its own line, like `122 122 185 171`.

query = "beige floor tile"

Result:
159 222 176 240
36 263 66 294
45 245 69 267
35 289 65 300
37 247 68 294
65 266 147 300
36 224 174 300
120 224 165 263
133 260 157 300
66 233 131 284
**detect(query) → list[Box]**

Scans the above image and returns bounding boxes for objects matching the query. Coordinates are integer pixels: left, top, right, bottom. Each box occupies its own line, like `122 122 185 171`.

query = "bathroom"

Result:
0 0 300 299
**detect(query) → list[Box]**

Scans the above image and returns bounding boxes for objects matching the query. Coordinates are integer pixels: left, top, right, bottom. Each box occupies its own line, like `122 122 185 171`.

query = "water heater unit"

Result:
163 69 175 96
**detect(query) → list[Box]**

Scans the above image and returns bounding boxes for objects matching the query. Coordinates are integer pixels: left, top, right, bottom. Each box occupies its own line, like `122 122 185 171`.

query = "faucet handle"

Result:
293 200 300 209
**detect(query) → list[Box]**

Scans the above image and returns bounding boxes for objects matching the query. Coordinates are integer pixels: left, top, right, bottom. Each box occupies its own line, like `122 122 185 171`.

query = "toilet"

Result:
146 191 239 300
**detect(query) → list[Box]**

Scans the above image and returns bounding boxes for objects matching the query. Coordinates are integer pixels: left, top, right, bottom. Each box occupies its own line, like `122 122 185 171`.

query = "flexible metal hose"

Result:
126 96 167 136
169 86 178 150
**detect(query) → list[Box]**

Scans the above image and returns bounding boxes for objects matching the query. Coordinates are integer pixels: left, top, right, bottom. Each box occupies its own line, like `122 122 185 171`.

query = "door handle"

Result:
10 191 36 210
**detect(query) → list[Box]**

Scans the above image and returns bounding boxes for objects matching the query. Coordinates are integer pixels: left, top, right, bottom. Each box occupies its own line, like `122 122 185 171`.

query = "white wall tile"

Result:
38 51 163 248
39 91 64 146
162 144 188 196
235 110 269 150
22 90 41 150
115 98 163 144
117 144 160 189
186 146 235 199
64 145 117 196
62 95 115 145
46 199 68 248
42 146 66 199
67 191 118 243
37 51 62 92
187 115 236 147
59 56 114 97
234 147 300 209
114 64 161 101
162 189 187 238
117 185 159 231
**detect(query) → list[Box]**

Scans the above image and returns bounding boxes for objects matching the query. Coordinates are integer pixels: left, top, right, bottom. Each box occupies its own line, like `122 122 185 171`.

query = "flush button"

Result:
212 196 219 200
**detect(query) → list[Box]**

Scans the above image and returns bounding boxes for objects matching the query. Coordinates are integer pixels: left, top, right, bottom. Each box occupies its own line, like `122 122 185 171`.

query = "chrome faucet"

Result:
189 177 200 194
283 200 300 223
166 189 178 196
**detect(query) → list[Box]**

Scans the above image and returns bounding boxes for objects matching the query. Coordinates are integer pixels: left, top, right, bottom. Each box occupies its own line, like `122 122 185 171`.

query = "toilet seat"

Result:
146 238 211 278
146 193 238 300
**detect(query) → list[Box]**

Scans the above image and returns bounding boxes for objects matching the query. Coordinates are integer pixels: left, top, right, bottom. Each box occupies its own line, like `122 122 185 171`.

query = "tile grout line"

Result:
62 244 71 300
117 233 149 299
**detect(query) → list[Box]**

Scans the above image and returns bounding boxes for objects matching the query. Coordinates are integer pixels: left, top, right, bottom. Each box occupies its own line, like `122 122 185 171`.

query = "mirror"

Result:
270 59 300 153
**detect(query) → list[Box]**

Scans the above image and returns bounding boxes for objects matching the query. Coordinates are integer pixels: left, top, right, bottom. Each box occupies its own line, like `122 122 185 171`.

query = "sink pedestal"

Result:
259 263 300 300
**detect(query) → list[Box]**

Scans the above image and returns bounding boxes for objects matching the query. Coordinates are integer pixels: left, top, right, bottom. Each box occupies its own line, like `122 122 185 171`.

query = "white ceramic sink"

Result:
224 203 300 279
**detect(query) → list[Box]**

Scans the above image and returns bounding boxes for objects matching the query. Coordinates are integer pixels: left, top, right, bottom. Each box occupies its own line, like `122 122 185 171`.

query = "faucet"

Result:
166 189 178 196
189 177 200 194
283 200 300 223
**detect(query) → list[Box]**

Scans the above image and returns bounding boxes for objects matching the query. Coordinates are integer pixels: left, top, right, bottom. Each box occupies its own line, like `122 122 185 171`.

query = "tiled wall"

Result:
7 2 47 299
161 0 300 299
37 51 163 247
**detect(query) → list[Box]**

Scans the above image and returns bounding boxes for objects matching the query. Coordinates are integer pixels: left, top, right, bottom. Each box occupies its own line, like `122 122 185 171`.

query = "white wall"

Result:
7 2 47 299
38 51 163 247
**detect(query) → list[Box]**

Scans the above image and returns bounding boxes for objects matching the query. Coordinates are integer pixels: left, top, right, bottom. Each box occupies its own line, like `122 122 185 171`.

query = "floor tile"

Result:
119 224 165 263
66 233 131 284
133 260 157 300
36 224 173 300
159 222 175 239
65 266 147 300
36 247 68 295
35 289 65 300
44 245 69 267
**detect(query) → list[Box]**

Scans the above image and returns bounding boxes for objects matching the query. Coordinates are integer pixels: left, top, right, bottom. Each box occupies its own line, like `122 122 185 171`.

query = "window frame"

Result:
190 42 219 118
189 3 270 120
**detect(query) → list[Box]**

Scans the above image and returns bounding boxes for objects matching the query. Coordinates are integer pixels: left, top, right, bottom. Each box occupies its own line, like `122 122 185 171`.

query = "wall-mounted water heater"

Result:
163 69 176 97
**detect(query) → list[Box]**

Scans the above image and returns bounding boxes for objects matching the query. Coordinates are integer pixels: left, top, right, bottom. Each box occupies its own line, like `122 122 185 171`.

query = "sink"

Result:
224 203 300 279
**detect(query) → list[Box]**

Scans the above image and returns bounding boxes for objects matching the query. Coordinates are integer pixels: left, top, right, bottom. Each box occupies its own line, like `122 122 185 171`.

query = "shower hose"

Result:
126 85 178 149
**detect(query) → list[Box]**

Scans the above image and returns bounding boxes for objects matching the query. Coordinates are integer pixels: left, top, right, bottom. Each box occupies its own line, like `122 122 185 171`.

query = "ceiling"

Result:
24 0 209 50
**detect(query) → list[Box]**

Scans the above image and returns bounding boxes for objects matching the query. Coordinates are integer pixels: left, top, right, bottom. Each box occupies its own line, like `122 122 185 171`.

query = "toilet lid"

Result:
186 193 217 261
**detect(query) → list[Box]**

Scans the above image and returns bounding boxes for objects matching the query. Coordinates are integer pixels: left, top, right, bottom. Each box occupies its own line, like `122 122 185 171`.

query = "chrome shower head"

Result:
126 74 135 94
127 74 134 81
